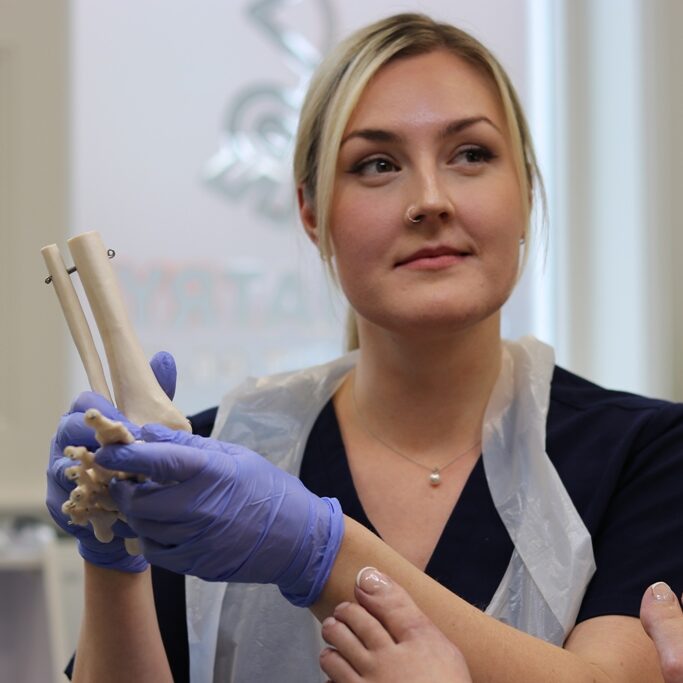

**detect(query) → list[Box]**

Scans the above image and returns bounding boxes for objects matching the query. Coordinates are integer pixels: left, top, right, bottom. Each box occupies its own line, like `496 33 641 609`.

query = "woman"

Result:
47 13 683 682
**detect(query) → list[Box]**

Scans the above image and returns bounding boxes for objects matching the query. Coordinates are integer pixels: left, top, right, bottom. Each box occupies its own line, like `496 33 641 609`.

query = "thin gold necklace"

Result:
351 382 481 487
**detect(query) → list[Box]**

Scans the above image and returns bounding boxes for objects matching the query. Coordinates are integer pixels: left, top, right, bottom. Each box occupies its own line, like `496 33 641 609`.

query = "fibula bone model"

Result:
42 231 191 554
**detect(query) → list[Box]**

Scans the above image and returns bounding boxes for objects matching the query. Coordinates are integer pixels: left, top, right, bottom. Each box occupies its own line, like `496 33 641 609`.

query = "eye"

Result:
349 156 400 176
453 145 496 166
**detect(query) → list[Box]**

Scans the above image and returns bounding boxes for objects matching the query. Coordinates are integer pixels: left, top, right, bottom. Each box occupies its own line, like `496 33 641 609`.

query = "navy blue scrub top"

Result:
91 365 683 682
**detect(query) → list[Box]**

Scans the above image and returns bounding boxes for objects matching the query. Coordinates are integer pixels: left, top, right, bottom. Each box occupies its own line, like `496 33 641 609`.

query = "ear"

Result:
297 185 319 246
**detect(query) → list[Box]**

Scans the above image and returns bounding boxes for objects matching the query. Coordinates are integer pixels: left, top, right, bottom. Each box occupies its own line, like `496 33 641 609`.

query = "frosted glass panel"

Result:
71 0 532 415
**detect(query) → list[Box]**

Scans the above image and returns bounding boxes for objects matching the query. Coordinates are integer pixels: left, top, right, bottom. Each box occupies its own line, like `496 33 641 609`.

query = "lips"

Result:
395 245 471 268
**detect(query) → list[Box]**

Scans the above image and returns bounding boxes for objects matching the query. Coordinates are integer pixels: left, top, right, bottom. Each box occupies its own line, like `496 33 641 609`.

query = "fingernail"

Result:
322 616 336 628
355 566 391 594
334 601 351 614
651 582 676 602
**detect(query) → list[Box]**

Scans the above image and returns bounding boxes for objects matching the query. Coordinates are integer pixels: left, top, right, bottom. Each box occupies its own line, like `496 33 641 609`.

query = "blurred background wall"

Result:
0 1 681 680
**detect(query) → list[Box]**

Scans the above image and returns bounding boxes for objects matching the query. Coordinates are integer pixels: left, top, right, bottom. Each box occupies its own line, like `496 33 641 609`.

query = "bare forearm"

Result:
73 563 172 683
313 517 660 683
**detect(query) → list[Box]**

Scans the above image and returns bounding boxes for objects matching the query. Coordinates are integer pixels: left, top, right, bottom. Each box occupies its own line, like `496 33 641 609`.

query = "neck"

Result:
347 314 502 457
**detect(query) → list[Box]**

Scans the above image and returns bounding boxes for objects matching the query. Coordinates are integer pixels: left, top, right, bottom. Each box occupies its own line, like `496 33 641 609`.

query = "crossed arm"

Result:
313 517 662 683
72 516 662 683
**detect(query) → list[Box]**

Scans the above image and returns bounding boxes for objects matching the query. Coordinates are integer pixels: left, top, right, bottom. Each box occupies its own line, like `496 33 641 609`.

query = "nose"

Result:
405 167 455 225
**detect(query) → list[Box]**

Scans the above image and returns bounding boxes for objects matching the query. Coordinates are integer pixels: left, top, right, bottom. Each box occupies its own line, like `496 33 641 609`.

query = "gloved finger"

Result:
108 478 165 519
116 507 213 545
57 397 141 450
140 423 204 448
48 450 78 491
150 351 177 401
110 517 138 539
95 442 213 482
69 391 127 419
48 475 137 542
47 455 133 528
56 413 141 452
136 537 242 580
55 412 100 452
46 469 72 523
139 531 290 584
140 423 245 457
138 537 204 575
108 478 211 532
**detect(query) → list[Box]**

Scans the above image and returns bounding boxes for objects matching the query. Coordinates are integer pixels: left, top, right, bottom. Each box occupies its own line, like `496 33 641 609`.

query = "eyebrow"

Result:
340 116 501 147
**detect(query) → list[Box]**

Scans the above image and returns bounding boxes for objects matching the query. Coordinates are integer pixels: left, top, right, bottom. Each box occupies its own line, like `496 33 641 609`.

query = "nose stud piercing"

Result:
406 209 423 224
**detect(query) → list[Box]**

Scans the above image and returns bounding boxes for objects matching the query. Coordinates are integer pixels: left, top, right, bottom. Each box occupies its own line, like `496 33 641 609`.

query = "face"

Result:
303 50 526 339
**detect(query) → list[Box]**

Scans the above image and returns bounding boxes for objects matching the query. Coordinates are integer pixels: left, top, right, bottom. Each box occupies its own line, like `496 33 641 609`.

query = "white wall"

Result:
0 0 70 513
0 6 73 681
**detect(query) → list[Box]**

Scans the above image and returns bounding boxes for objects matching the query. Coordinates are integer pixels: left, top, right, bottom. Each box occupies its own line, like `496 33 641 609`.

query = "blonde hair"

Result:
293 13 544 349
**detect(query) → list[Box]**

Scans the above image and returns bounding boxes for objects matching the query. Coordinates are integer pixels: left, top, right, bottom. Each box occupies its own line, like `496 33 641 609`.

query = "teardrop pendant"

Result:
429 469 441 487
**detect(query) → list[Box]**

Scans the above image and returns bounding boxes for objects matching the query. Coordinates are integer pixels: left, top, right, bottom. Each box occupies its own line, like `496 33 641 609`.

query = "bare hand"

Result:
320 567 472 683
641 582 683 683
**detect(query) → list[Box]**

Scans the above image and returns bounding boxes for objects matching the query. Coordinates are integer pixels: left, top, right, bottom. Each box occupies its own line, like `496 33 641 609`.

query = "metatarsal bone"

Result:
84 408 135 446
61 409 141 545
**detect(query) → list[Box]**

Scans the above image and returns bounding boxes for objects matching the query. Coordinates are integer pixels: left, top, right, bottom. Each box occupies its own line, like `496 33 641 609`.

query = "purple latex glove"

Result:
45 351 177 572
96 424 345 607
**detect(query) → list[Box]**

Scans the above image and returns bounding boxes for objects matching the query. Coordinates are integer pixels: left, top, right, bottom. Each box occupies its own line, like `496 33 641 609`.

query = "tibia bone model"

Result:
66 231 190 430
43 231 191 554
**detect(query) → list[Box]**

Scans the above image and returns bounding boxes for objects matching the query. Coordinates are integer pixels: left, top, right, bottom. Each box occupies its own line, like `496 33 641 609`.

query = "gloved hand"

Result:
95 425 345 607
45 351 177 572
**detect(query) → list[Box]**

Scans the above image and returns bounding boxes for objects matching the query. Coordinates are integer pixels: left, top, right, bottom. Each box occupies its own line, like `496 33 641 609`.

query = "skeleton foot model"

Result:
61 409 138 548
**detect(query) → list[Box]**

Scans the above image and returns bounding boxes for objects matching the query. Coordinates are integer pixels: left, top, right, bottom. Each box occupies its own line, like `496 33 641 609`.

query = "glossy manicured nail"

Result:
651 582 676 602
355 566 391 594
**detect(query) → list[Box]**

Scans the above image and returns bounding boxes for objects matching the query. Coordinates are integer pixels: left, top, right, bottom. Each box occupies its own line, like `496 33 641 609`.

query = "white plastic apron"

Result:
186 336 596 682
